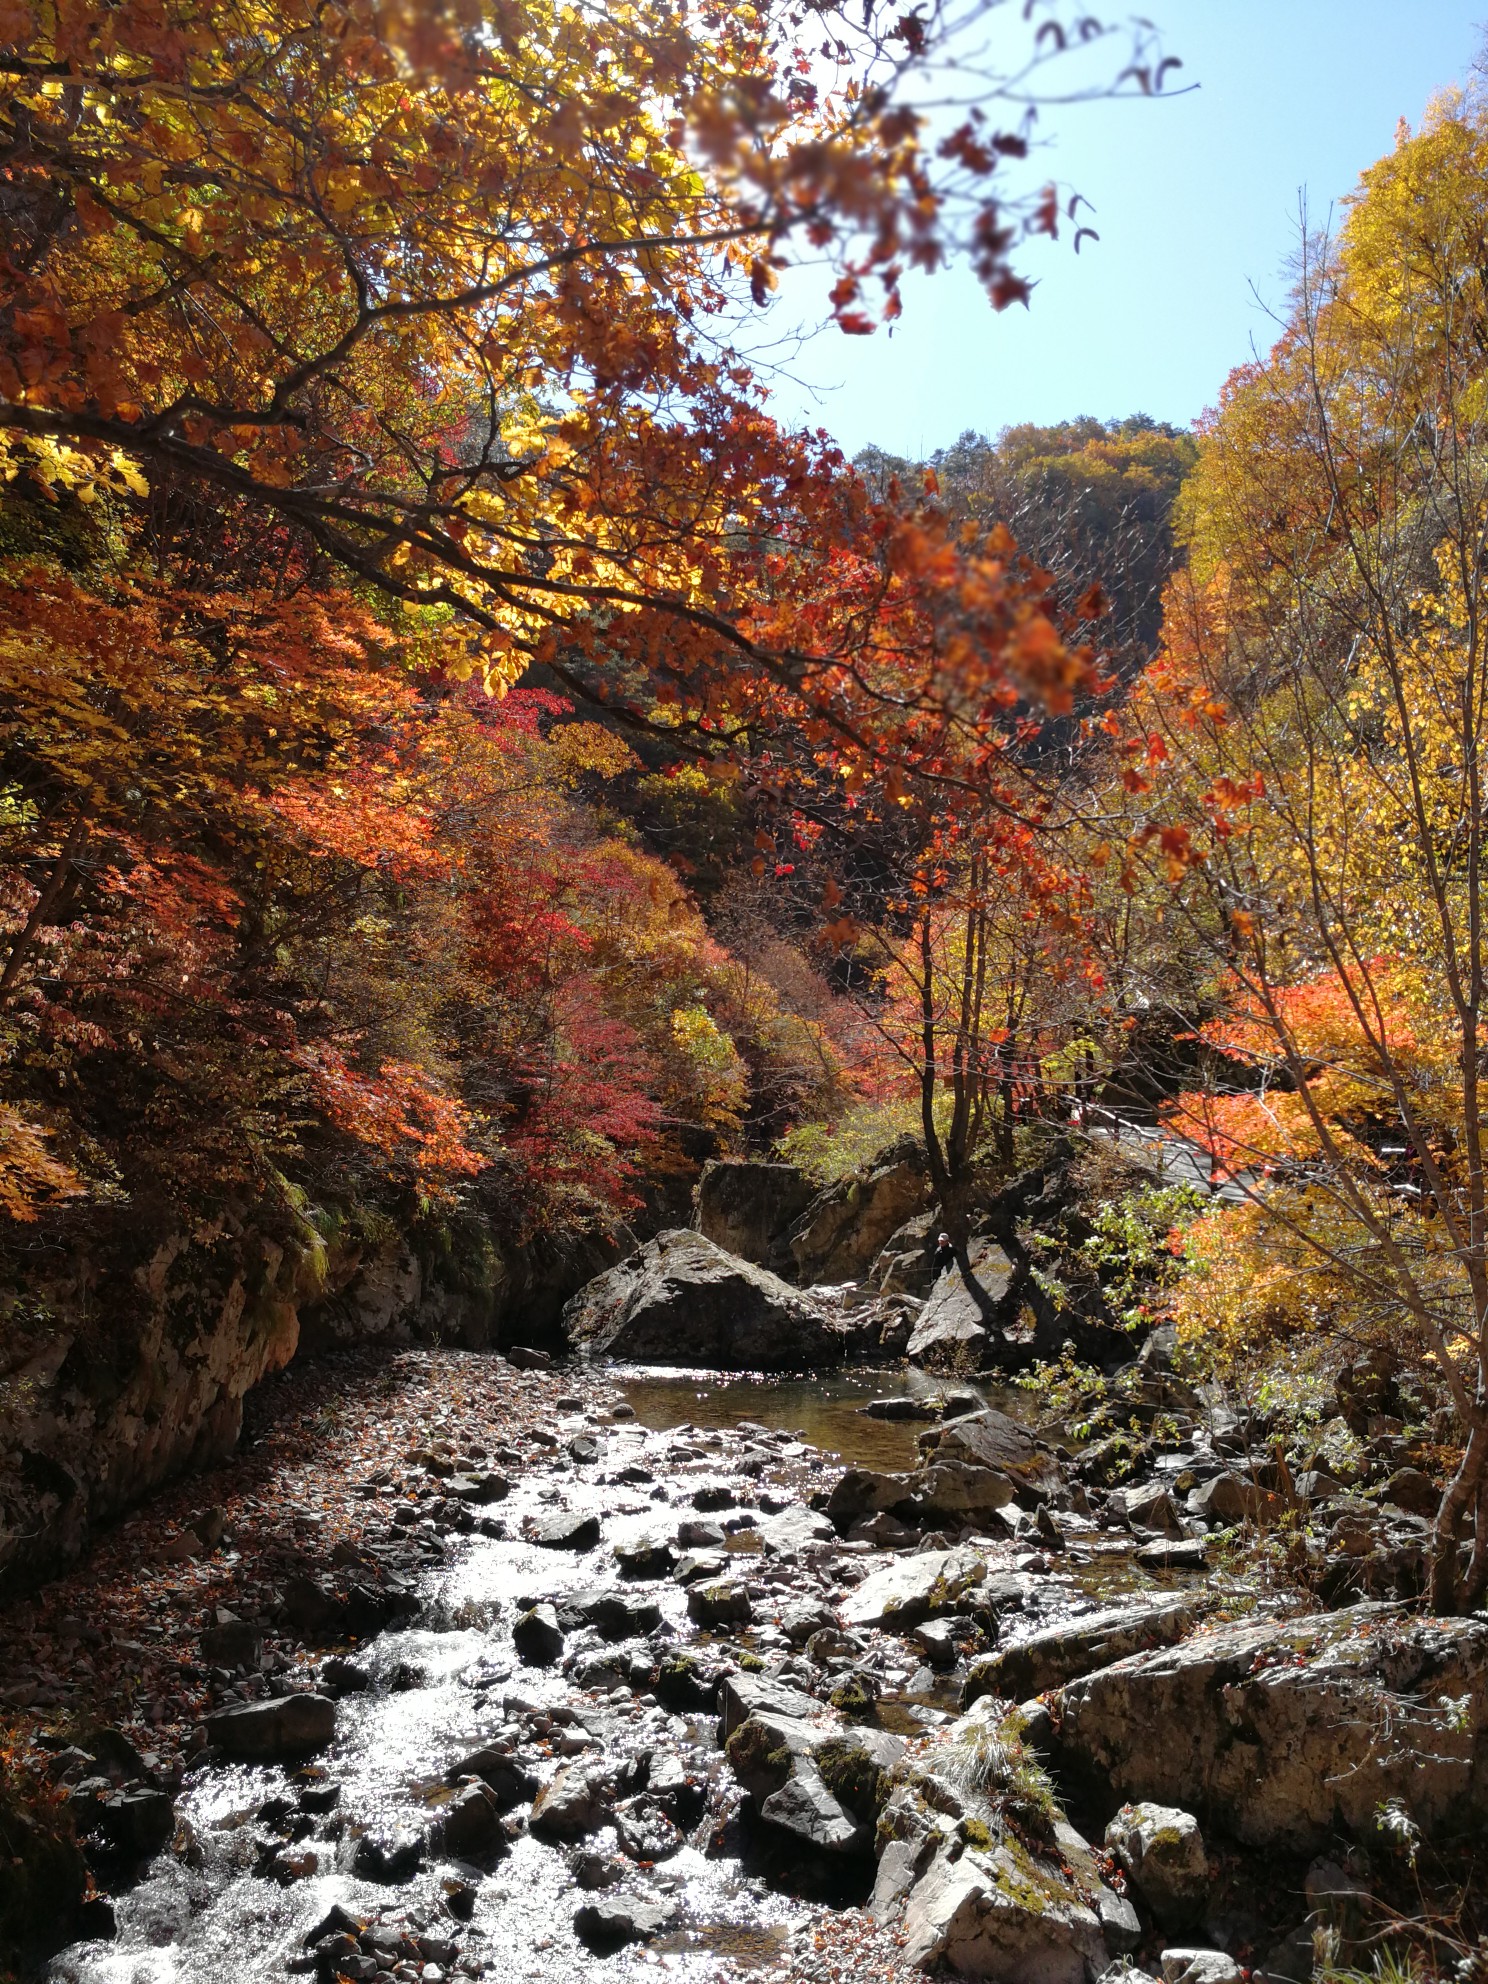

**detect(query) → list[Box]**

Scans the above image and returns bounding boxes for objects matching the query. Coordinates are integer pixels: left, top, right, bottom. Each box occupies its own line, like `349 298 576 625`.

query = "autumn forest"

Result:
4 4 1488 1981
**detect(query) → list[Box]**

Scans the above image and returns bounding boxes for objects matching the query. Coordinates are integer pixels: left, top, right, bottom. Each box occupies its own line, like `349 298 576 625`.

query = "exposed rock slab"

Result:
964 1599 1197 1704
1056 1604 1488 1850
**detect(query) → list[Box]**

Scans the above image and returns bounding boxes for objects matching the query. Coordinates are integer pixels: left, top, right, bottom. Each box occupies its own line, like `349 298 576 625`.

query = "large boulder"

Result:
876 1697 1123 1983
725 1710 904 1859
906 1242 1017 1371
1055 1604 1488 1851
788 1137 933 1285
562 1231 842 1369
917 1408 1065 1506
901 1846 1109 1984
694 1161 815 1267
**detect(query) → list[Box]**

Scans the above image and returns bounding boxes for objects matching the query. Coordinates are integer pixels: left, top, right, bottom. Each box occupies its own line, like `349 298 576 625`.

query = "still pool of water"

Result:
614 1365 1039 1475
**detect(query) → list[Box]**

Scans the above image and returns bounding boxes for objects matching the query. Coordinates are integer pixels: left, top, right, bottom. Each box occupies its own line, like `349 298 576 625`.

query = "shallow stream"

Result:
47 1369 1201 1984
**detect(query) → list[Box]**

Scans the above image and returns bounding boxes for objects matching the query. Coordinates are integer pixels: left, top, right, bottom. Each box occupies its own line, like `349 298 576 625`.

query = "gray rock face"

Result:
872 1213 940 1295
1057 1604 1488 1851
905 1242 1016 1371
563 1230 842 1369
840 1544 986 1629
203 1692 336 1759
1105 1803 1208 1926
694 1160 814 1267
964 1599 1197 1705
788 1137 933 1286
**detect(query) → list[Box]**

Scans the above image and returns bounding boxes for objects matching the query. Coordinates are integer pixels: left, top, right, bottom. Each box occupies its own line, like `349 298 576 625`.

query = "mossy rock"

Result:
724 1719 793 1797
815 1737 890 1821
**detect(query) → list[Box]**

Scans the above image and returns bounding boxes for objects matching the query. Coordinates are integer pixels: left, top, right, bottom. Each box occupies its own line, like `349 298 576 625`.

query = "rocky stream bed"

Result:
7 1330 1487 1984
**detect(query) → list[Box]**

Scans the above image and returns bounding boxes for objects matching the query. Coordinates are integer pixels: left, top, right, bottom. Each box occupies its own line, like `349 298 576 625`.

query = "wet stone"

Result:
353 1825 426 1884
526 1509 601 1550
686 1579 752 1628
573 1894 676 1949
511 1603 563 1666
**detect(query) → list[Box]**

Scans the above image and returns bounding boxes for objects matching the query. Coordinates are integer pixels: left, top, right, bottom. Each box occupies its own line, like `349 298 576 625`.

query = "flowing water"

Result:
47 1370 1200 1984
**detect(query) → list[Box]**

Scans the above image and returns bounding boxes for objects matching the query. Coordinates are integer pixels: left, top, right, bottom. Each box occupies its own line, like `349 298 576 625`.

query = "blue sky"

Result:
762 1 1483 459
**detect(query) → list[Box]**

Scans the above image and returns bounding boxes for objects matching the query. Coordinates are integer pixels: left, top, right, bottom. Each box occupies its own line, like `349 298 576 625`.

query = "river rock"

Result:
526 1509 601 1550
531 1765 611 1839
574 1894 676 1948
695 1160 814 1266
564 1230 843 1368
861 1394 941 1420
825 1468 906 1521
353 1827 425 1883
963 1599 1196 1705
512 1604 565 1665
758 1504 837 1555
788 1137 933 1285
558 1588 662 1638
686 1579 752 1628
761 1767 866 1853
1161 1952 1244 1984
614 1533 674 1577
204 1693 336 1759
841 1544 986 1628
1113 1481 1185 1536
719 1671 820 1737
1105 1803 1208 1926
89 1785 176 1857
918 1409 1065 1505
1188 1473 1285 1526
1056 1603 1488 1850
905 1242 1017 1371
778 1599 839 1645
900 1462 1016 1522
443 1747 537 1810
727 1709 903 1857
434 1780 503 1860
